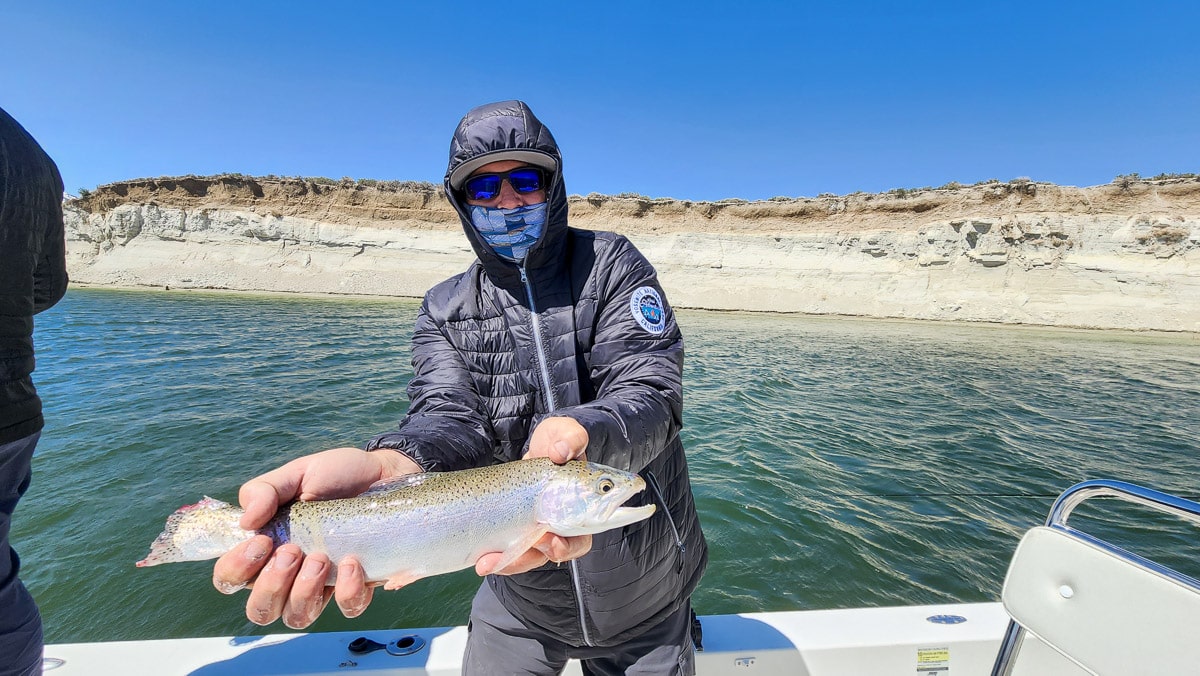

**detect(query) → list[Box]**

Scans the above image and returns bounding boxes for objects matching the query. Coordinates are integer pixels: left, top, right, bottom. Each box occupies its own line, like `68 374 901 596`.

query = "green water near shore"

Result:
15 288 1200 642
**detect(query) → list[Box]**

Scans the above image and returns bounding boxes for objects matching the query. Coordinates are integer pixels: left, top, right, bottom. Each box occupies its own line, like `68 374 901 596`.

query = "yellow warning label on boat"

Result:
918 648 949 662
916 646 950 674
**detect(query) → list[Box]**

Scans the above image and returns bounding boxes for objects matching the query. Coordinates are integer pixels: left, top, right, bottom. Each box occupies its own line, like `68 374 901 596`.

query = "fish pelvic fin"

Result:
487 525 551 575
381 571 424 591
136 496 249 568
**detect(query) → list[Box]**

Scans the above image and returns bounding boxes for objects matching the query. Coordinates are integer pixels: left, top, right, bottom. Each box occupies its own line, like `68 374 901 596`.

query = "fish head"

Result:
536 461 656 536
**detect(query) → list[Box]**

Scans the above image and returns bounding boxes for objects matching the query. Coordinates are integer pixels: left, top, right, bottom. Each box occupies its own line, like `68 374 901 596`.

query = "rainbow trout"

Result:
136 458 655 588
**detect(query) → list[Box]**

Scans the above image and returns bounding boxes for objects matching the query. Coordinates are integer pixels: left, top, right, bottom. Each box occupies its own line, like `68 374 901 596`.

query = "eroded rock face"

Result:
65 176 1200 332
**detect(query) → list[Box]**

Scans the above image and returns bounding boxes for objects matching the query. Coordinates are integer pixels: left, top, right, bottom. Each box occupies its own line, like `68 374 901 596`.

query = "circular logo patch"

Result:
629 286 666 334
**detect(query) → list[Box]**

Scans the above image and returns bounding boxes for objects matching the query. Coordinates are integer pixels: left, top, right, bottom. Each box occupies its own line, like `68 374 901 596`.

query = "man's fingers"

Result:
238 457 316 529
282 553 333 629
219 545 374 626
212 535 273 594
334 558 375 619
548 419 588 463
550 445 587 464
238 479 287 530
474 552 499 576
538 533 592 564
550 440 573 464
526 417 589 464
244 544 303 626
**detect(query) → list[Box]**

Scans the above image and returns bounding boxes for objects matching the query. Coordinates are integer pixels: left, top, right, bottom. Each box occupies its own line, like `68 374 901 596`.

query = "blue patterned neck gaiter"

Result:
468 202 547 263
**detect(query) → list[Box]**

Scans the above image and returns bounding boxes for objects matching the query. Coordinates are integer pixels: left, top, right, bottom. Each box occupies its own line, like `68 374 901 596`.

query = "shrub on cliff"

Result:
1136 226 1190 245
1114 173 1141 193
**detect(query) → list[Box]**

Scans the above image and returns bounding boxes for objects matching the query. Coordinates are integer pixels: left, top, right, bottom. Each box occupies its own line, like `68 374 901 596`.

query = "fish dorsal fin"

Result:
360 472 431 497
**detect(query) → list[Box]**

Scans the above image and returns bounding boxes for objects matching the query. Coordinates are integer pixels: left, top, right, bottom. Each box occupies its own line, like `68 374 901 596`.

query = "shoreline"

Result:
65 282 1200 342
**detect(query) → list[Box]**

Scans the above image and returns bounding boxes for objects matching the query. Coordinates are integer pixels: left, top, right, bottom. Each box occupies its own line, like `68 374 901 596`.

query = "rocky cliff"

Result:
64 175 1200 332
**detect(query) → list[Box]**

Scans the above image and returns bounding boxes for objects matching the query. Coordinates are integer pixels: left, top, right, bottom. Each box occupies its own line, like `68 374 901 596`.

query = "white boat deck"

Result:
45 602 1015 675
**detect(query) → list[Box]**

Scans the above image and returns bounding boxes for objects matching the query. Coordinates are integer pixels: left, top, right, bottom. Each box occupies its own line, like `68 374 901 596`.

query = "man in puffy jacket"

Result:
1 106 69 676
213 100 707 674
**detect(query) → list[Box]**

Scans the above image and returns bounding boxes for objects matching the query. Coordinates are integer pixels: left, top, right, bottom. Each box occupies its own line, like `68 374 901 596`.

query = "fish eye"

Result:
598 478 614 494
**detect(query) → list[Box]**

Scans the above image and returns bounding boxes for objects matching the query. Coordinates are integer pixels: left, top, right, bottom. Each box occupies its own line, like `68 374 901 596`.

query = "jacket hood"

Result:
444 101 570 283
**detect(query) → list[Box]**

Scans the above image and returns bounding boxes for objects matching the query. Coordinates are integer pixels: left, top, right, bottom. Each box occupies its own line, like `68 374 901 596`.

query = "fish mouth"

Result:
604 503 657 528
595 480 656 529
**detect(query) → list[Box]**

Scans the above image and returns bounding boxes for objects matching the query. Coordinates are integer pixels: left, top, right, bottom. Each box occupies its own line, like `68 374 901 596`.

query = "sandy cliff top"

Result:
70 174 1200 235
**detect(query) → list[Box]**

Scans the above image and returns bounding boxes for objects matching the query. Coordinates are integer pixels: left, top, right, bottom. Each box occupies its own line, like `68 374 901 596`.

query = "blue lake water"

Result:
15 288 1200 643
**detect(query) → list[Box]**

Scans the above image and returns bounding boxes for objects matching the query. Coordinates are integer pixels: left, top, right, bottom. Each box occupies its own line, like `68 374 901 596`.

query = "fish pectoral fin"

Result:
382 571 424 591
487 526 550 575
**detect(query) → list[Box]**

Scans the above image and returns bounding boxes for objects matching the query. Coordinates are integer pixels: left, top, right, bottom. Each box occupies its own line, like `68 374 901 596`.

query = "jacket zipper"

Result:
520 265 593 645
645 471 686 572
519 266 558 411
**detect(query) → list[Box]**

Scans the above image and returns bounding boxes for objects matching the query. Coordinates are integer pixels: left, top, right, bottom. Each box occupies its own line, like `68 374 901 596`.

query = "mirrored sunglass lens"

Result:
508 169 543 193
466 175 501 200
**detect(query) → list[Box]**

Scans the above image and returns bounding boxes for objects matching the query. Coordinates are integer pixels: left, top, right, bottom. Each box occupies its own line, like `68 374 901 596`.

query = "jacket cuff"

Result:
363 437 430 472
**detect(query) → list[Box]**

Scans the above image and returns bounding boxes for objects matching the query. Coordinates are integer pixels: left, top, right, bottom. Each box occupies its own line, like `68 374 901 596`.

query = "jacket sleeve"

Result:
559 237 683 473
364 302 494 472
33 189 68 314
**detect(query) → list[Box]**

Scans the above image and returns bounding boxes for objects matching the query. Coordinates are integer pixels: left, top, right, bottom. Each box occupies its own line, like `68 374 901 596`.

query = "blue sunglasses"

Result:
464 167 546 201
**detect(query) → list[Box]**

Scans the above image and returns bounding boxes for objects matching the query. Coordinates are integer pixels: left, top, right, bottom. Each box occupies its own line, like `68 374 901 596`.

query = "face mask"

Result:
468 202 547 263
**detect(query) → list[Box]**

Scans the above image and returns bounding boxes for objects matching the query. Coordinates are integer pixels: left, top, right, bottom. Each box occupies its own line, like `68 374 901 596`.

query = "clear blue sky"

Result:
2 2 1197 202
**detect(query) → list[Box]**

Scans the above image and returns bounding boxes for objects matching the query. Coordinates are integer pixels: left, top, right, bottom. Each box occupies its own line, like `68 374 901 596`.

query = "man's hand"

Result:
525 416 588 464
211 447 420 628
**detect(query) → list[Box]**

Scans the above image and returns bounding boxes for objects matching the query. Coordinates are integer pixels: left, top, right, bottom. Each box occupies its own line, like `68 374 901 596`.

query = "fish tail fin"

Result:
136 496 250 568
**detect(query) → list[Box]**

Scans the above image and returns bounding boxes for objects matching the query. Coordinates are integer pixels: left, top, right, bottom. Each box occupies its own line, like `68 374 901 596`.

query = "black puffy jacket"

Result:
0 107 68 445
366 101 707 646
